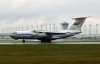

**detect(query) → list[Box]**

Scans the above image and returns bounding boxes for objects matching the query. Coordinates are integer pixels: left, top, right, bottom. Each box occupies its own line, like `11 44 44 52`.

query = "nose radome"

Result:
10 34 15 38
10 34 14 38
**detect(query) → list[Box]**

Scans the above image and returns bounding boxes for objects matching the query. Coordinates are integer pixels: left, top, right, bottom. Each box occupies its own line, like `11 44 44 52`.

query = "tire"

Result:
41 39 51 43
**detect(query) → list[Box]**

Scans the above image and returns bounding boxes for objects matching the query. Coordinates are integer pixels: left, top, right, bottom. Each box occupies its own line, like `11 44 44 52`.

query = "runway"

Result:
0 41 100 44
53 42 100 44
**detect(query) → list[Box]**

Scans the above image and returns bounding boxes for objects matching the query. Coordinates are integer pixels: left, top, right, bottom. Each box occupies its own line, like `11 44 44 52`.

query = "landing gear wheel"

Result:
23 39 25 43
41 39 51 43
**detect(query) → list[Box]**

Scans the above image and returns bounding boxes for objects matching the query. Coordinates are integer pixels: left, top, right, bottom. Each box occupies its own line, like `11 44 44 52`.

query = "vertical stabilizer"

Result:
68 17 87 31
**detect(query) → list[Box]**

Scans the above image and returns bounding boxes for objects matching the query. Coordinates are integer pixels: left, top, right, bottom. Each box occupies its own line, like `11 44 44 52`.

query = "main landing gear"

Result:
41 39 51 43
22 39 52 43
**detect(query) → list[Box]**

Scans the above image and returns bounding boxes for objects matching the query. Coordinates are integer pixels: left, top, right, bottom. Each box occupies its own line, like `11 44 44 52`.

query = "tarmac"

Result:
0 41 100 44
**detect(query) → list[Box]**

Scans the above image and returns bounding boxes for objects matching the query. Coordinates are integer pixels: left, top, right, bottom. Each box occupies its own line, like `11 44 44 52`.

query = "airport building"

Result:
61 22 69 30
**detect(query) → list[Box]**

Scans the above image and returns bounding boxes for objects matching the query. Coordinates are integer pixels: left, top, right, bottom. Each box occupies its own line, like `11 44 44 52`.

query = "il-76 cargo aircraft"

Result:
10 17 88 43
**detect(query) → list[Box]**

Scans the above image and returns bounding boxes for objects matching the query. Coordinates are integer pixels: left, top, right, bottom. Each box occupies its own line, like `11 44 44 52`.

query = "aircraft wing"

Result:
37 30 66 39
36 30 64 34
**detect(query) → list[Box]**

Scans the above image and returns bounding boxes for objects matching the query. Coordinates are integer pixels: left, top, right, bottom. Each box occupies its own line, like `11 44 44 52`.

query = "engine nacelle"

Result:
37 33 47 37
32 33 37 36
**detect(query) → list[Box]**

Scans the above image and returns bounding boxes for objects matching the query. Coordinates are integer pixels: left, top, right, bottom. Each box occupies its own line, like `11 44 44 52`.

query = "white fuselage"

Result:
10 30 81 40
10 17 87 42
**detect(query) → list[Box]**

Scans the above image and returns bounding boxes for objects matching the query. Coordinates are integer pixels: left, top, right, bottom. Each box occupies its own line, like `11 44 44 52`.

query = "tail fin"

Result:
68 17 88 31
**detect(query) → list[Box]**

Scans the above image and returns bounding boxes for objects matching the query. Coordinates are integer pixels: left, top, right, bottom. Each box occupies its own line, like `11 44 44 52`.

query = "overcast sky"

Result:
0 0 100 33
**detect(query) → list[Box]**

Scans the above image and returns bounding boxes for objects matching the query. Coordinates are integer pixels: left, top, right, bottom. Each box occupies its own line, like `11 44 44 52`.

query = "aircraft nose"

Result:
10 34 15 38
10 33 17 39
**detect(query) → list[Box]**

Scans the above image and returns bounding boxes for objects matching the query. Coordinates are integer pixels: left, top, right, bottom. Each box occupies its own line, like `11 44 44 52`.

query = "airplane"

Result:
10 17 88 43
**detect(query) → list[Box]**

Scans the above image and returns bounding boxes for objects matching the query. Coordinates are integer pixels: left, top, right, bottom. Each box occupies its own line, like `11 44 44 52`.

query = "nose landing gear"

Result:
23 39 25 43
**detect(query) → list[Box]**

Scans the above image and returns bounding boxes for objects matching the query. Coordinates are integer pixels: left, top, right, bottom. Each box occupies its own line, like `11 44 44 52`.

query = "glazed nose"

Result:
10 34 15 39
